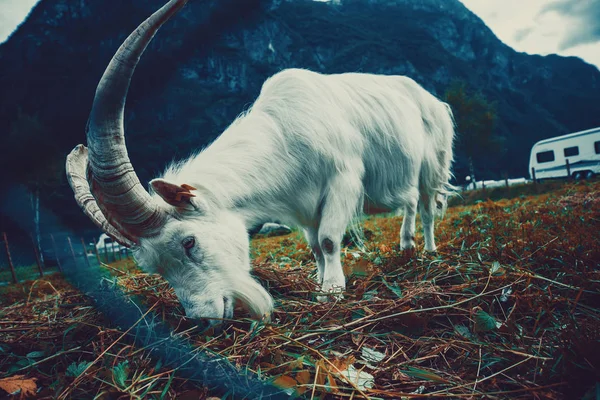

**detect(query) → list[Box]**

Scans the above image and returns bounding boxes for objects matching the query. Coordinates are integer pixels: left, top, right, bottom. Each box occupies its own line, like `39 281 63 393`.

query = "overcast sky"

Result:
1 0 599 70
459 0 600 69
0 0 40 42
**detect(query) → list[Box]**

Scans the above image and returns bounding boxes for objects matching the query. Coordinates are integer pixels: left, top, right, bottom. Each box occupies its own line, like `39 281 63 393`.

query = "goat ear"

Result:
150 179 198 209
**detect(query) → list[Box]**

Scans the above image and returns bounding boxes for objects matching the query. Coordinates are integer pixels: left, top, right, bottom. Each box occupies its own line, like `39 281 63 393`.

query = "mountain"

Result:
1 0 600 241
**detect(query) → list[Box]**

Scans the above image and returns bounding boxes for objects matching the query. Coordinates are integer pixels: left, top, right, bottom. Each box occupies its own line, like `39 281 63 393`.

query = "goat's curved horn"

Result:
85 0 189 239
66 145 136 247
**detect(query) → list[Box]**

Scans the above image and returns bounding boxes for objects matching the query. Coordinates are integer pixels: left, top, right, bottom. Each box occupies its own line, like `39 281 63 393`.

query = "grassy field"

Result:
0 265 62 286
0 180 598 399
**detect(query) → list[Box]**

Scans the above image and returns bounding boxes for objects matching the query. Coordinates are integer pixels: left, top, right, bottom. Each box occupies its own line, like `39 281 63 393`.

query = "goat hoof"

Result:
401 246 416 257
317 280 345 302
316 292 344 303
400 242 415 250
400 234 415 251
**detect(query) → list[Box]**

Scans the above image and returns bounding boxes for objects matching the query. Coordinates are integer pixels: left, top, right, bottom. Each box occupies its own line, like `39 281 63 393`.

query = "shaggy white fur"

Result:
134 68 456 322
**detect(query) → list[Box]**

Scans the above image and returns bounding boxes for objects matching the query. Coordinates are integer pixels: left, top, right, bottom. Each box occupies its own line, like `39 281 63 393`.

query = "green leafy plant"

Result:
66 361 92 378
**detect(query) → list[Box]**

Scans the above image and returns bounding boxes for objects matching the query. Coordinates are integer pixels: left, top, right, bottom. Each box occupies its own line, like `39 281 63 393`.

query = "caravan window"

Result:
595 141 600 154
563 146 579 157
536 150 555 163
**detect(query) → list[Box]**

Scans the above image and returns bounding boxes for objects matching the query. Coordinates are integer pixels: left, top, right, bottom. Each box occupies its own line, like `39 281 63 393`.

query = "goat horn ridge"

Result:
79 0 190 240
65 144 137 247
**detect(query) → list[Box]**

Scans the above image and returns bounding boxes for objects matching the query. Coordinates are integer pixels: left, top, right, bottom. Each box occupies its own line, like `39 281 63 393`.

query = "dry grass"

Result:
1 180 599 399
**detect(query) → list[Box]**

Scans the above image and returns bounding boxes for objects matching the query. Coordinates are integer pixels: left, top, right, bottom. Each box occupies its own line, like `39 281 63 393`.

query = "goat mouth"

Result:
187 296 234 335
227 274 274 321
192 316 226 335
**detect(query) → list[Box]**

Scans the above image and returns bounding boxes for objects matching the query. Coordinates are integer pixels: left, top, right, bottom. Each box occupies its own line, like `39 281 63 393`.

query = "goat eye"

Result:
182 236 195 250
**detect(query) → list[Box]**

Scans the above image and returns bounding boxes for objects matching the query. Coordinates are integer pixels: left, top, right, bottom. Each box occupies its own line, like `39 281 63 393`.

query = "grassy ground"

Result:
0 180 599 399
448 180 566 207
0 265 61 286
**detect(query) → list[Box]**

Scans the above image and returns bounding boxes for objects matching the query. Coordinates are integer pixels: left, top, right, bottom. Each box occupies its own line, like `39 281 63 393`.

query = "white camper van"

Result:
529 126 600 181
95 233 128 255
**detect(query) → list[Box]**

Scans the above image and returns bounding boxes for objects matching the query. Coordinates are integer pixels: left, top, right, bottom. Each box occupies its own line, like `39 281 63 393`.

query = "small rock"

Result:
258 222 292 237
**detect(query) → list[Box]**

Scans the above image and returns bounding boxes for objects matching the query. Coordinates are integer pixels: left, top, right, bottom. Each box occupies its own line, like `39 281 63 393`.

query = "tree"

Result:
3 110 64 260
444 82 501 188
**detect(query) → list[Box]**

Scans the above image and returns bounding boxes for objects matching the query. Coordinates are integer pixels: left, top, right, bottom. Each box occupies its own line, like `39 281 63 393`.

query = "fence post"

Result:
31 234 44 277
504 174 509 188
103 242 109 264
2 232 18 284
67 237 78 266
80 237 92 268
113 241 121 262
566 159 571 179
531 167 537 185
93 241 101 265
50 234 63 272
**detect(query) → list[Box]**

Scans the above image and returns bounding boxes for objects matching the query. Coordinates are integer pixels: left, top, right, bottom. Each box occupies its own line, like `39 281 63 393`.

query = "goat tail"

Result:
422 101 458 218
434 180 458 218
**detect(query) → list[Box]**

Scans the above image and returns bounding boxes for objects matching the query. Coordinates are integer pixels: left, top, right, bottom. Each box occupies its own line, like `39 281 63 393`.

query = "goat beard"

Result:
227 271 274 322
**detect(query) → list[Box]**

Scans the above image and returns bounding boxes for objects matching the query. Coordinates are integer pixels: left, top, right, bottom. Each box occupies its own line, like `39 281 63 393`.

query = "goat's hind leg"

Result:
419 190 437 252
317 170 363 302
400 187 419 251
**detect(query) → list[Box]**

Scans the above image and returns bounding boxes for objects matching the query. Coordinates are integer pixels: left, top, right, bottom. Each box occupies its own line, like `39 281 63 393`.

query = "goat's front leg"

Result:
317 170 363 302
304 227 325 283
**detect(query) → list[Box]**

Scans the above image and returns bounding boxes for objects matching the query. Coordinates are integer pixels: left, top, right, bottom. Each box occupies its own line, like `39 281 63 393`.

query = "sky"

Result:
0 0 599 70
458 0 600 69
0 0 40 43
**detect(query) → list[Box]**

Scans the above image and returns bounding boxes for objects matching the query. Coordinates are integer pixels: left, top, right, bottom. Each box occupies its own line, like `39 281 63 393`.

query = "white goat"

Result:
66 0 455 326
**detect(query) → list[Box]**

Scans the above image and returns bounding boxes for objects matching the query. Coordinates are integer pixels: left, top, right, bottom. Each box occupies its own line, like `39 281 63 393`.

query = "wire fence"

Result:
0 230 287 398
0 231 130 285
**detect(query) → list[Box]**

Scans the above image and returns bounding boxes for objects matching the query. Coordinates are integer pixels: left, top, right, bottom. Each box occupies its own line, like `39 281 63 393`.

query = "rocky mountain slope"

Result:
1 0 599 236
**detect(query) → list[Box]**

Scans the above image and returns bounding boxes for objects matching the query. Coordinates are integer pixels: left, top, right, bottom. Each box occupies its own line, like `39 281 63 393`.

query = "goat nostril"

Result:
194 319 212 333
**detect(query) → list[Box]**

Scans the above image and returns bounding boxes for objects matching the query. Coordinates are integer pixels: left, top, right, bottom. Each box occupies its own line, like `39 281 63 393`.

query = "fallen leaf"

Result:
273 375 297 389
0 375 38 397
294 370 311 395
259 362 276 371
382 277 403 298
488 261 505 276
361 347 386 364
379 244 392 253
295 370 311 385
287 355 305 371
473 309 501 332
25 351 45 359
399 366 450 384
326 372 339 393
331 355 356 372
337 365 375 390
500 286 513 302
350 258 372 277
315 360 328 387
454 324 473 339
